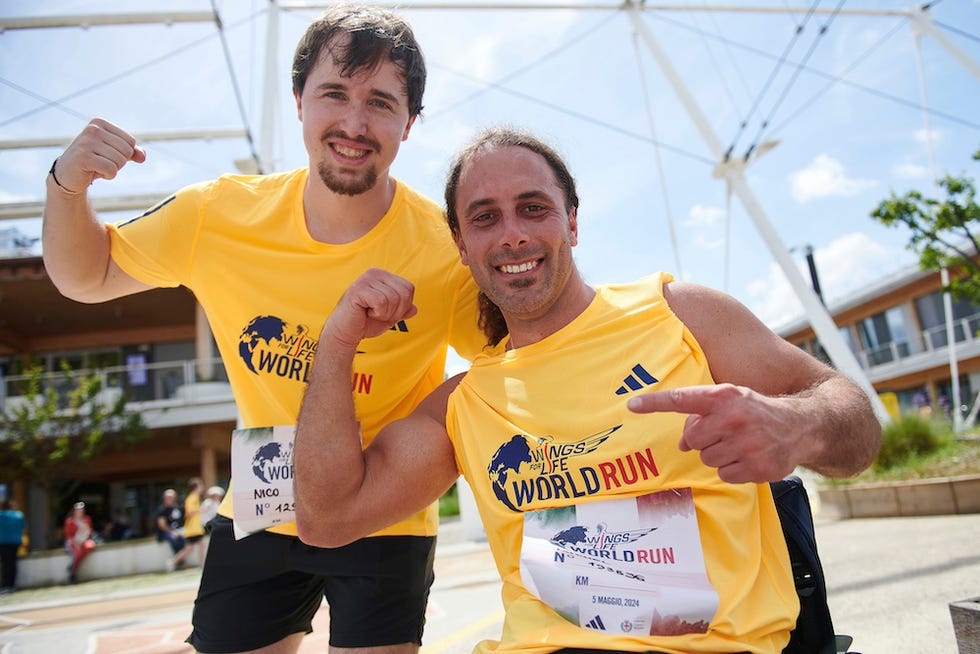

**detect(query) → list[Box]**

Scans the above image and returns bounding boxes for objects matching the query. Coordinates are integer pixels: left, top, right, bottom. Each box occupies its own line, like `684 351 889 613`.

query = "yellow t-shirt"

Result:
183 493 204 539
446 273 797 654
108 169 484 537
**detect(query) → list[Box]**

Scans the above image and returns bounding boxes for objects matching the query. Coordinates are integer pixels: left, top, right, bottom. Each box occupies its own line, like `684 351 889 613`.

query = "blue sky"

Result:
2 0 979 348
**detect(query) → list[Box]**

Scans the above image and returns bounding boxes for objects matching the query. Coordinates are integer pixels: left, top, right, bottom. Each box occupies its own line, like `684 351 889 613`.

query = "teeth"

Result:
333 144 366 158
500 261 537 274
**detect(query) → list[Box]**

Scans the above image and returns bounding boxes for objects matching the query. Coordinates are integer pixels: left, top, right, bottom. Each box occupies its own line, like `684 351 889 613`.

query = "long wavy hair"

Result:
444 127 580 347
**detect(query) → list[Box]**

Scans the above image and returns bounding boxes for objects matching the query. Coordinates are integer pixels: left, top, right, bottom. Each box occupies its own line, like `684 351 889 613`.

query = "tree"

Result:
0 362 147 548
871 149 980 304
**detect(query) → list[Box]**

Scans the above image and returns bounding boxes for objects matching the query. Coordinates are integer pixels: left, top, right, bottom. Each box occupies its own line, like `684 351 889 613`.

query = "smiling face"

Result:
453 144 581 329
295 35 415 197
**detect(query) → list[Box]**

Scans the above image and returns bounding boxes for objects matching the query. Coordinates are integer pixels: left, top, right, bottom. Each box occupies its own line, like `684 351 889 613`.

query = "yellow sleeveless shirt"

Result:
447 273 796 653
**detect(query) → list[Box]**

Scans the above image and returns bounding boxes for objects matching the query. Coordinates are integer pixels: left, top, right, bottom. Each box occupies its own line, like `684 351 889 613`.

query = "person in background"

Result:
155 489 190 573
181 477 206 566
0 500 26 594
198 485 224 529
63 501 96 584
102 511 133 542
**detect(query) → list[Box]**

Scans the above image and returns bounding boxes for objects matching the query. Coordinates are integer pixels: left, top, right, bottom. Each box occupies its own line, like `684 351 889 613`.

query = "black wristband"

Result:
49 158 80 194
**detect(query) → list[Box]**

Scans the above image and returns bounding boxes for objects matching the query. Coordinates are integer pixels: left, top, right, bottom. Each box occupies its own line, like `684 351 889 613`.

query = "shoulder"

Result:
208 169 305 196
392 180 455 239
394 179 442 216
662 280 751 334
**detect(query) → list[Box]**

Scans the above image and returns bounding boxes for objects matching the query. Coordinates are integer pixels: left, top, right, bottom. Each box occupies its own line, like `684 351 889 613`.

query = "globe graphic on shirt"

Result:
251 442 289 484
238 315 287 374
487 434 532 512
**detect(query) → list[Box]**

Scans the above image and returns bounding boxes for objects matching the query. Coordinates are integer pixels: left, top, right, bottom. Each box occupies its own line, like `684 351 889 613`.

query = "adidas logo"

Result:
388 320 409 333
585 614 606 630
615 364 658 395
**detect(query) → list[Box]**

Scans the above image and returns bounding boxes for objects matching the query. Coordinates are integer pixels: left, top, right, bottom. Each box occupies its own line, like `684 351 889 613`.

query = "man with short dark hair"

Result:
42 5 482 652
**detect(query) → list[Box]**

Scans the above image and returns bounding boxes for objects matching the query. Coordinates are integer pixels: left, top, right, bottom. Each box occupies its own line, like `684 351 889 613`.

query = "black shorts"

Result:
186 516 436 652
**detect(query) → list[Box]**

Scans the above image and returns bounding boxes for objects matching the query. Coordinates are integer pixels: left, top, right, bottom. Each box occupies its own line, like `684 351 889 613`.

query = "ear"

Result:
568 207 579 247
294 89 303 121
402 115 417 142
454 231 470 266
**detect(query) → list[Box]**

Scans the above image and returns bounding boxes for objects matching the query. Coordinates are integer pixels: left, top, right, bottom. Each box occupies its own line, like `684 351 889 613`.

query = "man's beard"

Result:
317 161 379 196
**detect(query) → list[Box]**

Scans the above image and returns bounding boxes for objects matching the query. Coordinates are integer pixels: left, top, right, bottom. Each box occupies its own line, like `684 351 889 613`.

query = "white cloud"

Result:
685 204 725 228
694 234 725 250
914 127 943 145
893 161 928 180
789 154 877 203
747 232 895 328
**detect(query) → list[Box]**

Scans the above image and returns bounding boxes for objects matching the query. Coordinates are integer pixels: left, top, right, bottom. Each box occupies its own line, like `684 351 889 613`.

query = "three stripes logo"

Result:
585 614 606 630
615 364 658 395
388 320 409 333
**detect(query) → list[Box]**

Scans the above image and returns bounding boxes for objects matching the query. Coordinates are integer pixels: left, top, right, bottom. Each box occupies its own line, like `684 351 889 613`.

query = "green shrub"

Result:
439 483 460 518
874 413 953 472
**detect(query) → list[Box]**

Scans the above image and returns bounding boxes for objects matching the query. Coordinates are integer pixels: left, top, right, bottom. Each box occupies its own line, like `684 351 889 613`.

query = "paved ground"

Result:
0 512 977 653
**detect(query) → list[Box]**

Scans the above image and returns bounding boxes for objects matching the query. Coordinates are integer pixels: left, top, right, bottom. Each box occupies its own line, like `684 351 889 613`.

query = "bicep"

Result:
102 257 155 299
362 376 463 510
666 281 834 396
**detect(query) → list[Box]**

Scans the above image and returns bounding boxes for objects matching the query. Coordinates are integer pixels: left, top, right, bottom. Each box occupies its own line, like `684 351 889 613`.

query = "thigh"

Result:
316 536 436 649
186 516 325 653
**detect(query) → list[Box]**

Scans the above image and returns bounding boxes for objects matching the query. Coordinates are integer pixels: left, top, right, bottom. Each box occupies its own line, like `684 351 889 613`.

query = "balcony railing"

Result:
1 358 231 413
857 311 980 371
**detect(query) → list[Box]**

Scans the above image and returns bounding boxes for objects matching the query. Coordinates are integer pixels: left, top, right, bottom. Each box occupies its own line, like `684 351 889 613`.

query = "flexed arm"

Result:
43 118 152 303
294 269 461 547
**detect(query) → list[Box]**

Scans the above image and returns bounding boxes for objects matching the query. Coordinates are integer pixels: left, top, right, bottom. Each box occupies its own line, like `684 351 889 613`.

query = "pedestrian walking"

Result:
0 500 26 593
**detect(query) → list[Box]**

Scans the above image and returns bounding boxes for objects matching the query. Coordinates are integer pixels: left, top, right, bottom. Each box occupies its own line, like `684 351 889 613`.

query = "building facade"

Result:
1 254 234 550
778 263 980 420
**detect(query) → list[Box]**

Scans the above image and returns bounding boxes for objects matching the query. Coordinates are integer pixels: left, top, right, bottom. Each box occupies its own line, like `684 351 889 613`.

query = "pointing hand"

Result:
627 384 805 483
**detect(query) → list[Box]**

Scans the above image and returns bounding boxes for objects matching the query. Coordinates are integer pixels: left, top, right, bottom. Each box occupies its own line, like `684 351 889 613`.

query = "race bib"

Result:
519 488 718 636
230 426 296 539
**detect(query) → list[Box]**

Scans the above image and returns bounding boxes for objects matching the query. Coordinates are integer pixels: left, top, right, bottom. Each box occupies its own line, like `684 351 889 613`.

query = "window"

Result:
857 307 910 366
915 292 980 349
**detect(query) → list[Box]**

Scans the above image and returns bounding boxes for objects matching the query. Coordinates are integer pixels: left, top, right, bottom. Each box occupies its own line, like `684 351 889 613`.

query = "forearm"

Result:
294 338 369 546
42 175 113 302
792 375 882 478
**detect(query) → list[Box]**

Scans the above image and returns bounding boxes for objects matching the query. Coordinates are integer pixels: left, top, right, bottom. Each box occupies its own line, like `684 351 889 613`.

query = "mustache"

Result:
320 131 381 153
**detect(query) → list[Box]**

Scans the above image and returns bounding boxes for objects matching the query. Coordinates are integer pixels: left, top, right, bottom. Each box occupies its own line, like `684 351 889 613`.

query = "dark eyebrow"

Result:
314 81 346 94
370 88 401 106
463 197 495 217
463 190 552 217
312 82 402 107
516 190 551 203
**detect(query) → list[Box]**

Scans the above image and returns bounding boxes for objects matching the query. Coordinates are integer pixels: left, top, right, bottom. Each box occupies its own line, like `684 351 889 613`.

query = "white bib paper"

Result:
519 488 718 636
230 426 297 539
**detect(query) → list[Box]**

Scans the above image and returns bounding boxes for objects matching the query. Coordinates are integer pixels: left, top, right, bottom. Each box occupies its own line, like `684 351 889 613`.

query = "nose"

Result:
499 212 529 248
339 102 369 136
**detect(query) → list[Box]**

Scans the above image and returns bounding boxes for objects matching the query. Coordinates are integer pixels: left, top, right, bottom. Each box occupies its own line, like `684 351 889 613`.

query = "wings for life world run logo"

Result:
251 441 294 485
487 425 662 512
238 315 320 384
238 315 378 394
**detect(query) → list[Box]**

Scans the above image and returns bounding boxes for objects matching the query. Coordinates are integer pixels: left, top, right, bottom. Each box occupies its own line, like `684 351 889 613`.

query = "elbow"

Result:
43 261 103 304
294 508 363 549
857 421 884 473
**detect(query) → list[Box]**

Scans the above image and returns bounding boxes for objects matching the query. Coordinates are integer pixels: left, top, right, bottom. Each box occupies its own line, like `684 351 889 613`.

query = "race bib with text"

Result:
230 426 296 539
519 488 718 636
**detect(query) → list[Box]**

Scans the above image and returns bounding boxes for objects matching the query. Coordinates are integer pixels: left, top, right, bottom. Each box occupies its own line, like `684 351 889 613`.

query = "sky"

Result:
1 0 979 364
